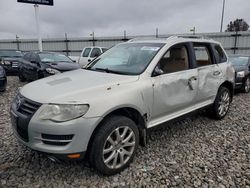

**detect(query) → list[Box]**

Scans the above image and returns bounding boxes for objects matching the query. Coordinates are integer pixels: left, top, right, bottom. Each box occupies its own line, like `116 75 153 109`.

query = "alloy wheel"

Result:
102 126 136 169
244 78 250 93
218 90 230 117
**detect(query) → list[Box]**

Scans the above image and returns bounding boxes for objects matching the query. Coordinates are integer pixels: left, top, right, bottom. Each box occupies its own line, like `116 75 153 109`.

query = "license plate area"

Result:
10 111 18 130
10 111 29 142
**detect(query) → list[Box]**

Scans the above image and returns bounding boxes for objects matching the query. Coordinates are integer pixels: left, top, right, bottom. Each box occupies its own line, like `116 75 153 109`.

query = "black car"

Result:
0 49 23 74
229 55 250 93
0 66 7 92
18 52 81 82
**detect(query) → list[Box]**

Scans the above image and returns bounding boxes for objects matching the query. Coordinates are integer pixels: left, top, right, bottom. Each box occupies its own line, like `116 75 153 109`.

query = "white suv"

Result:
10 36 235 175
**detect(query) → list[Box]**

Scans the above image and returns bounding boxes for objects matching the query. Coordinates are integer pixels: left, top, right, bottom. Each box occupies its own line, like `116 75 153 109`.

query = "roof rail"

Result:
127 35 211 42
176 35 212 40
127 37 168 42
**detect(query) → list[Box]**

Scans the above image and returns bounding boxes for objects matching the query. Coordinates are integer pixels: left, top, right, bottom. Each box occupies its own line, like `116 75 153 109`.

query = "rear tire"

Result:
207 87 231 120
18 71 26 82
89 115 139 175
243 77 250 93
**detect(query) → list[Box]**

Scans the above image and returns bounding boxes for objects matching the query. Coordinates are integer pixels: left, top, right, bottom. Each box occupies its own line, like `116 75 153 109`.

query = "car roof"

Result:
84 46 107 48
127 35 220 45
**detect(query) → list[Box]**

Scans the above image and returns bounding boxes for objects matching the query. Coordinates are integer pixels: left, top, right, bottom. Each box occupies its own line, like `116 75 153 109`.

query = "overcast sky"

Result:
0 0 250 39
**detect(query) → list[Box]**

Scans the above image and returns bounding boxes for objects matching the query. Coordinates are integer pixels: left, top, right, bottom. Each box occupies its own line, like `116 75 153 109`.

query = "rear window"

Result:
214 45 227 63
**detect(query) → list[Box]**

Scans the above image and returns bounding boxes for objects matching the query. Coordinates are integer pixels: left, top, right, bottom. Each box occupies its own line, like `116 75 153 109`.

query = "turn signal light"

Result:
67 154 81 159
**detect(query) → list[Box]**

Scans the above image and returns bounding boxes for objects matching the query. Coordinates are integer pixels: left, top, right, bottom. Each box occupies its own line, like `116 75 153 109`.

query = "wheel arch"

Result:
219 81 234 102
87 107 147 154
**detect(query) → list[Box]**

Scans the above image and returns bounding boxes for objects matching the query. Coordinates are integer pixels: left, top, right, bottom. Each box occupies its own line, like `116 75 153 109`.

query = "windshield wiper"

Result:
93 68 126 75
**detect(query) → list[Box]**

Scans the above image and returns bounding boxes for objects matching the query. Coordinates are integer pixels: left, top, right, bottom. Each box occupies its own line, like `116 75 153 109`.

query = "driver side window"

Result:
156 44 190 75
30 54 39 64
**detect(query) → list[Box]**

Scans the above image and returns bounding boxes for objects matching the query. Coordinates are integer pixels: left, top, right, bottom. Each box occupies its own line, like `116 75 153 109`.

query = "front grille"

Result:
41 134 74 146
16 95 41 116
11 62 19 68
12 93 41 142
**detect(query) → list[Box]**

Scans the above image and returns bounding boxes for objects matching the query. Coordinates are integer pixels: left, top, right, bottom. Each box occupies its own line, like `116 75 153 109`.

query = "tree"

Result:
226 19 249 32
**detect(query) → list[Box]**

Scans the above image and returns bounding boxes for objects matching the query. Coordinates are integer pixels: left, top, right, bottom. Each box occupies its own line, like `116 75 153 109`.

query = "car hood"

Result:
20 69 139 104
45 62 80 71
1 57 22 61
232 65 248 72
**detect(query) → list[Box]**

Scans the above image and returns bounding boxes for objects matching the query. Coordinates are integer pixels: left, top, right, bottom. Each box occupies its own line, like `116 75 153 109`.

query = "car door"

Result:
79 47 92 66
28 53 40 81
192 43 222 103
149 43 199 127
20 52 32 79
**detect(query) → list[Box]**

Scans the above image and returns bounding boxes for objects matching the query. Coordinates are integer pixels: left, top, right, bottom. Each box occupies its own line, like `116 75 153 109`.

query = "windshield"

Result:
39 53 72 63
87 43 164 75
229 56 249 66
0 50 23 58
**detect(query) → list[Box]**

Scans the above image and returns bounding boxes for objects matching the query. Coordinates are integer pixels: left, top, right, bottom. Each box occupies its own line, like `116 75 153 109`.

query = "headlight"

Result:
46 68 61 75
39 104 89 122
237 71 245 78
3 60 11 65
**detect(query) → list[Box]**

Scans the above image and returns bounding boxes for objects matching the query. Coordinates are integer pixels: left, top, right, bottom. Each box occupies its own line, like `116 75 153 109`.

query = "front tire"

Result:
243 77 250 93
89 116 139 175
208 87 231 120
18 71 26 82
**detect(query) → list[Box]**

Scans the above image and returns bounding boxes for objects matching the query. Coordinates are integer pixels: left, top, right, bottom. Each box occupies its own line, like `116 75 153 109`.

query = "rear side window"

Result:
90 48 102 58
23 53 31 60
102 48 108 53
30 54 39 63
214 45 227 63
193 44 213 67
82 48 91 57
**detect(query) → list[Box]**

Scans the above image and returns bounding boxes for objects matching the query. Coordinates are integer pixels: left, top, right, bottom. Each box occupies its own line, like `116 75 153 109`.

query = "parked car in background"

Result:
11 36 234 175
0 66 7 92
0 49 23 74
18 52 80 82
229 55 250 93
69 47 108 67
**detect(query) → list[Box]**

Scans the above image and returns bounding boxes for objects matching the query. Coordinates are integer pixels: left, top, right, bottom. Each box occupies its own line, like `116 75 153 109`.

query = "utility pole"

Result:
124 30 127 40
65 33 69 56
90 32 95 46
34 4 43 51
190 27 196 35
16 35 20 51
156 28 159 38
220 0 226 32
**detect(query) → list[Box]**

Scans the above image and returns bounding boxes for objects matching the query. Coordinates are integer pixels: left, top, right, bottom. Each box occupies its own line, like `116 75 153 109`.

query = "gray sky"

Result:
0 0 250 39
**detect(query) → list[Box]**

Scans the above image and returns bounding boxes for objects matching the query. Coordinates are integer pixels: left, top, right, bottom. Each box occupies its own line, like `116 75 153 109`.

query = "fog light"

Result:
67 154 81 159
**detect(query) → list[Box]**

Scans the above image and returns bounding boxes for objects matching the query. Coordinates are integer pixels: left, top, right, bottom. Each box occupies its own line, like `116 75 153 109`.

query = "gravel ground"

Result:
0 76 250 188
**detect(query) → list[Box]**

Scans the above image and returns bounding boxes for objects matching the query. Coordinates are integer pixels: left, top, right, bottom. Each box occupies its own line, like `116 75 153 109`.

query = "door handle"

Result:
213 71 221 76
188 76 197 81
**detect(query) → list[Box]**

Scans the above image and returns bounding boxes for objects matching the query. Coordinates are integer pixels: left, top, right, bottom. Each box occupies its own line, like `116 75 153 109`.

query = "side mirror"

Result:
30 61 37 64
31 61 40 67
152 66 164 77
